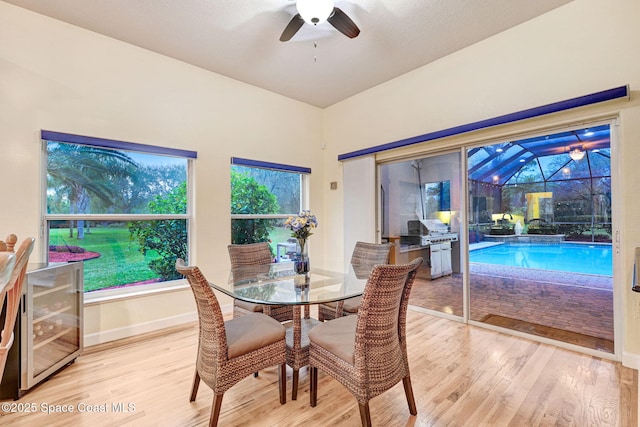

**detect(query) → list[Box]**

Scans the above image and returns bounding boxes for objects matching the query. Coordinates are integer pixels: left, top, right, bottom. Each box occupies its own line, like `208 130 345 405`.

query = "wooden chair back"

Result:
0 253 16 294
0 235 35 381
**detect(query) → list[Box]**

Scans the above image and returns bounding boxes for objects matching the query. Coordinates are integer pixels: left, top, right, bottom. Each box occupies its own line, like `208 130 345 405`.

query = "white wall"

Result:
342 156 376 271
322 0 640 361
3 0 640 365
0 2 325 342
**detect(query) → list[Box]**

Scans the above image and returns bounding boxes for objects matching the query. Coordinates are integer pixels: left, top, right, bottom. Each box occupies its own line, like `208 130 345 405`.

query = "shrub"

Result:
231 171 279 248
128 182 187 281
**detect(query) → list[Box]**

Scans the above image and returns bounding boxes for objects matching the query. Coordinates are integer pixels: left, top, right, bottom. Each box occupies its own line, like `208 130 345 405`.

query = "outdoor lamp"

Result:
569 146 585 161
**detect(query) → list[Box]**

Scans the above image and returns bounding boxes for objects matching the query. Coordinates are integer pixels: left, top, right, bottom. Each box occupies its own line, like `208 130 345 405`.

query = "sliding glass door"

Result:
467 123 614 353
379 152 464 317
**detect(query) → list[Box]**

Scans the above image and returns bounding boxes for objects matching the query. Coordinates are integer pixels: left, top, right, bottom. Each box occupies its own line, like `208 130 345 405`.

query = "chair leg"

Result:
190 369 200 402
209 393 224 427
292 368 299 400
335 300 345 318
279 363 287 405
309 366 318 407
403 375 417 415
358 402 372 427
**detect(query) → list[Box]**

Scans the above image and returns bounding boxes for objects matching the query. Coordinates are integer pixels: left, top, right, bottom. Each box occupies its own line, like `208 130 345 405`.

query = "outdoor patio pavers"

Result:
408 263 614 351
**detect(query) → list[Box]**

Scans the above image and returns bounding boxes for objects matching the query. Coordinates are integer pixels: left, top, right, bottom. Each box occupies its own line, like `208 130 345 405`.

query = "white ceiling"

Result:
3 0 572 108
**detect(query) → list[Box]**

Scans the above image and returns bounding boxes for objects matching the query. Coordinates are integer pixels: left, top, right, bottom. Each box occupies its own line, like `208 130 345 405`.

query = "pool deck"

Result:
413 240 614 351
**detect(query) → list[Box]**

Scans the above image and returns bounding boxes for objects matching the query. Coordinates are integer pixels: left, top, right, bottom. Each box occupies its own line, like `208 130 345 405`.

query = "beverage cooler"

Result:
1 262 83 399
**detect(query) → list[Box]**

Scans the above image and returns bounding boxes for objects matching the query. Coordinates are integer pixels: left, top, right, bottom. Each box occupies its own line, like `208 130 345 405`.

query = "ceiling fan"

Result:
279 0 360 42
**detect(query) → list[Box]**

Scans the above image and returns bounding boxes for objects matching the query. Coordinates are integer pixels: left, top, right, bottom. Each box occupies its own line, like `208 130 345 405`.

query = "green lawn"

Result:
50 224 296 292
49 226 160 292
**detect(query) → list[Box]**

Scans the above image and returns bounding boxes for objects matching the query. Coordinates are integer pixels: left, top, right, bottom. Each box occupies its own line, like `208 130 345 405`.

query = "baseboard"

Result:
622 351 640 370
84 311 198 347
83 302 235 347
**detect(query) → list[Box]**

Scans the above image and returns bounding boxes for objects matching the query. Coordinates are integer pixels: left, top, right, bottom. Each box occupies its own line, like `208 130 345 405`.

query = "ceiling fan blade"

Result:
327 7 360 39
279 13 305 42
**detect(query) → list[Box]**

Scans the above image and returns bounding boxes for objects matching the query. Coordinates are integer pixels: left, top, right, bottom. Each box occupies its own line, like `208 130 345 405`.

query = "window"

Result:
43 131 196 293
467 123 612 242
230 157 310 261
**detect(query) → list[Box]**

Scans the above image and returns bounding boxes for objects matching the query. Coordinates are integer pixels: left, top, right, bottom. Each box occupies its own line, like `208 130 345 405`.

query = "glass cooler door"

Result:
23 262 83 389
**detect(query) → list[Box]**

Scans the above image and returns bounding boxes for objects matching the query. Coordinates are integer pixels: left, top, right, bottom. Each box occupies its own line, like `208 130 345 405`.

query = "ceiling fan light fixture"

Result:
296 0 334 25
569 146 585 161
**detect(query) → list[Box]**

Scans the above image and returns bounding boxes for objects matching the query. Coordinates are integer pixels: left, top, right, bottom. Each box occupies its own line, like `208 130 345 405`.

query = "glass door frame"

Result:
375 117 621 361
376 148 467 322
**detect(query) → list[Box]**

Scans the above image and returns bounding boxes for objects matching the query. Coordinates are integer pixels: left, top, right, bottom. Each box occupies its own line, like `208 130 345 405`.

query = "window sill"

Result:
84 279 189 306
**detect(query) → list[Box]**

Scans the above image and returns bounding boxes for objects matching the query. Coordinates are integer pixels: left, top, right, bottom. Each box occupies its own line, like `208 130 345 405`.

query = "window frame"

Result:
230 157 311 245
41 130 196 300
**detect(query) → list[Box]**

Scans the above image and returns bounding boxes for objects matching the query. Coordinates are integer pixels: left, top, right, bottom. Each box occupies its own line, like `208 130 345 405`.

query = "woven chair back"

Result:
354 258 422 396
175 259 227 382
350 242 393 279
228 242 272 268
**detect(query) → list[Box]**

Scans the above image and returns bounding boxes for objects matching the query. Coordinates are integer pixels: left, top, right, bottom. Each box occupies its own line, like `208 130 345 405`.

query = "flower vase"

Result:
294 239 310 275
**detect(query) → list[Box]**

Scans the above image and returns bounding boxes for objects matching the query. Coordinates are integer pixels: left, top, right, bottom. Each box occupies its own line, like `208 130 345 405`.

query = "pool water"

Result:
469 243 612 276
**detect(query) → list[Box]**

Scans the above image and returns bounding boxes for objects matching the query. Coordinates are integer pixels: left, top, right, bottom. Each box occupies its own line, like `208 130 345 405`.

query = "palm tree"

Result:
47 142 137 238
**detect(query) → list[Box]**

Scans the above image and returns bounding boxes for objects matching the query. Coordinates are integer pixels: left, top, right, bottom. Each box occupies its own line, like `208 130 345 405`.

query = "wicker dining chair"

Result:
308 257 423 427
317 242 393 322
176 259 287 427
0 237 35 381
229 242 309 395
228 242 294 323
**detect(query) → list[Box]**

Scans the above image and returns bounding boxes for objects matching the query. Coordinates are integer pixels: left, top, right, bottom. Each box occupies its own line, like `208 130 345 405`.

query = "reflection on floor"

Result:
409 264 614 353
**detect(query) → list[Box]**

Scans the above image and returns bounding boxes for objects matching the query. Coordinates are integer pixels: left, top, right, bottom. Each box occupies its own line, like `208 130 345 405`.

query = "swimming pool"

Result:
469 243 612 276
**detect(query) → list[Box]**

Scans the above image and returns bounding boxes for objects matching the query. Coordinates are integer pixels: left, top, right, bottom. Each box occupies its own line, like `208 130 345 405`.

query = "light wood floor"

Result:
0 309 636 426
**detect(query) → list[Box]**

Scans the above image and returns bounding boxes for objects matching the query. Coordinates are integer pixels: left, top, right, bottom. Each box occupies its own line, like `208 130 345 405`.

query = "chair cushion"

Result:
225 313 285 359
234 299 263 313
308 315 357 364
322 301 338 309
321 296 361 313
341 296 361 313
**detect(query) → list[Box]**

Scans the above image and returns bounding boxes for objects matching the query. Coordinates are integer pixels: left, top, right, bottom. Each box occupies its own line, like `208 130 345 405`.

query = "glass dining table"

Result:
209 261 369 400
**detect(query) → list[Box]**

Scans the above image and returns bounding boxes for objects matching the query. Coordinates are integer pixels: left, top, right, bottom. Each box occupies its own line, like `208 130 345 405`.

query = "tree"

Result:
128 182 187 281
237 167 300 214
231 171 280 245
47 143 137 238
99 163 186 214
